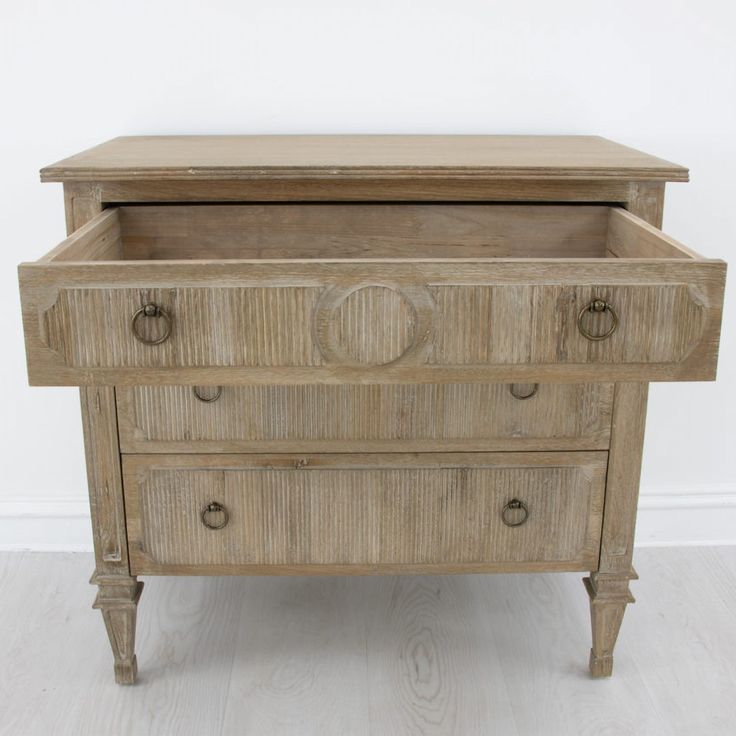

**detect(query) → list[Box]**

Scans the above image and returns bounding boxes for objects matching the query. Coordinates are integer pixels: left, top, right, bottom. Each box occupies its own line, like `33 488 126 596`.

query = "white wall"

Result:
1 0 734 548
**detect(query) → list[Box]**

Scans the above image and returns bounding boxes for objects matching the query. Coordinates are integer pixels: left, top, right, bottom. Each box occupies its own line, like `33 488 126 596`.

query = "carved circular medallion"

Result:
313 284 434 367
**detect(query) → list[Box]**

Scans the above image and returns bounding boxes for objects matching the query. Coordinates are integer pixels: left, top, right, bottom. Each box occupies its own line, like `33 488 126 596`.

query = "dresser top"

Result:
40 135 688 183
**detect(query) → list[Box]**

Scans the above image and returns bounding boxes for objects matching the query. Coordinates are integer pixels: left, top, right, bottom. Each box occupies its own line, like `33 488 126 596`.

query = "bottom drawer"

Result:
123 452 606 575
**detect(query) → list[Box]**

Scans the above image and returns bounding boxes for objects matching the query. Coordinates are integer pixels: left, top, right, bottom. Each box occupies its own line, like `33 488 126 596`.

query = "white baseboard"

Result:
0 499 93 552
634 485 736 547
0 487 735 552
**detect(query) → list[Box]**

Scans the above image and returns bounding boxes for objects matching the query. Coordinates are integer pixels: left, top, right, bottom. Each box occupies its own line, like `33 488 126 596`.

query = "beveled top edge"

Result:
40 135 689 183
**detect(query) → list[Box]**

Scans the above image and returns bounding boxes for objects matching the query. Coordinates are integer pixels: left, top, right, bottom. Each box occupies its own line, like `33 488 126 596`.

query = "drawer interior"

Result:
44 203 702 263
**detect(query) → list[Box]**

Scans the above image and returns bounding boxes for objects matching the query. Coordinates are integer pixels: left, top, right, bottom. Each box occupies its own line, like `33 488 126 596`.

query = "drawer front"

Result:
23 262 724 386
117 382 613 453
123 452 607 574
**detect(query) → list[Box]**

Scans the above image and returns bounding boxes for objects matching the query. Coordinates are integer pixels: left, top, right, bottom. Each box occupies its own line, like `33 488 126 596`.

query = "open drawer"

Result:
19 203 726 385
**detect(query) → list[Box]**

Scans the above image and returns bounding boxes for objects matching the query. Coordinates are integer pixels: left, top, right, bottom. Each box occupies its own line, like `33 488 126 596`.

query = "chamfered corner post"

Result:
66 184 145 685
580 184 664 678
80 382 143 684
585 379 649 677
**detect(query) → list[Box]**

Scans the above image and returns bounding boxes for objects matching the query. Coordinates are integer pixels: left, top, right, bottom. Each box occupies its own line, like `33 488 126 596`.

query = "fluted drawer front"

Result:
117 382 613 453
34 279 715 381
123 452 607 575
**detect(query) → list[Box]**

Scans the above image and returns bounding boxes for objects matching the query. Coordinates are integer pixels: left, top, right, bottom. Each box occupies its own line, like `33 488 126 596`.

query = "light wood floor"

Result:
1 548 735 736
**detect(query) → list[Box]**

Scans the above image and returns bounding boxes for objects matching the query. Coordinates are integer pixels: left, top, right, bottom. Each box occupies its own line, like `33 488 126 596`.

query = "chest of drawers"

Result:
19 135 726 684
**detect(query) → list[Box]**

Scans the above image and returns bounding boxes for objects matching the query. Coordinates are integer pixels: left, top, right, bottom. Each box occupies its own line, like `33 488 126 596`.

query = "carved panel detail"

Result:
313 283 435 366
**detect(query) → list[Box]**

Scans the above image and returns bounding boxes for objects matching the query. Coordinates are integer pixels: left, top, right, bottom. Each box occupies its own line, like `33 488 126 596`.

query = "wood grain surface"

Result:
79 386 130 575
116 382 614 453
91 177 637 204
40 135 689 182
119 203 611 260
122 452 606 575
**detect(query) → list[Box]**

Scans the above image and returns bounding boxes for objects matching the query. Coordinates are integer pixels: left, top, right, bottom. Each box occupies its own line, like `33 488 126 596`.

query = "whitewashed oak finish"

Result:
40 135 689 182
118 203 612 260
122 452 606 574
116 382 614 453
17 136 726 685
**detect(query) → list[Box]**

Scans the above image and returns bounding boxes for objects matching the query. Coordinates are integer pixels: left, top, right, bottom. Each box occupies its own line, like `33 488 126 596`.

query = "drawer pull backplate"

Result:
192 386 222 403
509 383 539 400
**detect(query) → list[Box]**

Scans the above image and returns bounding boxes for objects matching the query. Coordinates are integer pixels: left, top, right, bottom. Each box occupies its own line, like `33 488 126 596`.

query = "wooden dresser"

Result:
19 136 726 684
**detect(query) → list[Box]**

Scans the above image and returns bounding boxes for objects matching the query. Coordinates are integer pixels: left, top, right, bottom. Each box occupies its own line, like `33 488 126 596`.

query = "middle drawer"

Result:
117 382 613 453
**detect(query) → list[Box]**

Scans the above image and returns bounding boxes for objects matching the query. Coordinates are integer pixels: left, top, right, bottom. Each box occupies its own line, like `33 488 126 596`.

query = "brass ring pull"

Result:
131 303 172 345
502 498 529 527
509 383 538 400
192 386 223 403
577 299 618 341
201 501 229 530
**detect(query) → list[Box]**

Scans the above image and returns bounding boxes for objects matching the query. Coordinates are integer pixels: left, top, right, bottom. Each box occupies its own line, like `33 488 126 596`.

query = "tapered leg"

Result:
91 573 144 684
591 381 650 677
583 570 636 677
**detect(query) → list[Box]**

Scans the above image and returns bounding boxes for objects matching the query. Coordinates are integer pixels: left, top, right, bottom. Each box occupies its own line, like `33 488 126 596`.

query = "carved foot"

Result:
114 656 138 685
91 573 143 685
583 569 636 678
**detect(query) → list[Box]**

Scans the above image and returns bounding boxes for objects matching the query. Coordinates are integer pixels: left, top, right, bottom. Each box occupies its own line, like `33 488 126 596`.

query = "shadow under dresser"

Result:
18 135 726 683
